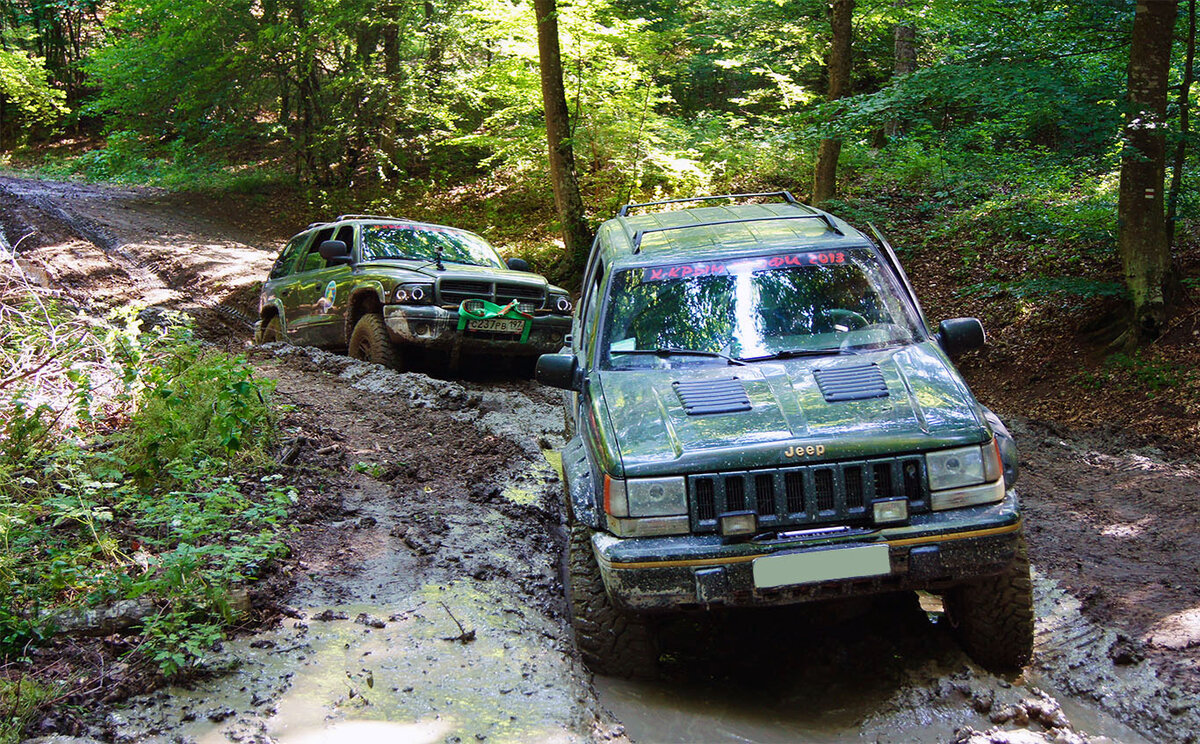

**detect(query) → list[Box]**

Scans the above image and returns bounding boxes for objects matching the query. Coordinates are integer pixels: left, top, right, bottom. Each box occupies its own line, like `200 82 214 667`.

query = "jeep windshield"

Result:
601 247 924 368
360 225 505 268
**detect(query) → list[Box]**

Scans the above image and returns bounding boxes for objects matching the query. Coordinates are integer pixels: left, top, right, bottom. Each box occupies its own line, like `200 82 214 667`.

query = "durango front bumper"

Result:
383 304 571 355
592 491 1023 611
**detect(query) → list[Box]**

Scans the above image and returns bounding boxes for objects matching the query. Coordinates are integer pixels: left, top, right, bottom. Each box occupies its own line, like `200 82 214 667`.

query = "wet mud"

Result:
3 175 1198 743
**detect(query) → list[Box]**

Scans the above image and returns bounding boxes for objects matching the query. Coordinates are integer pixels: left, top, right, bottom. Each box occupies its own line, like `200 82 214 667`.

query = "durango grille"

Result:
688 456 928 534
438 279 546 307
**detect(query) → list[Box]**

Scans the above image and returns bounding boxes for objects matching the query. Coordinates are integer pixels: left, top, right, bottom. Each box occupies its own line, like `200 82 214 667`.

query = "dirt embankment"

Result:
2 175 1199 744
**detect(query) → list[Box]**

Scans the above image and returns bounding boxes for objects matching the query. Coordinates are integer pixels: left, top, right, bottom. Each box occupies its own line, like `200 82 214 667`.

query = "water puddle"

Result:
116 583 587 743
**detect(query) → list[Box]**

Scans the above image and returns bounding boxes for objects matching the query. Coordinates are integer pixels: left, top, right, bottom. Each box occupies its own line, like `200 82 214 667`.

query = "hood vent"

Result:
674 378 751 416
814 365 888 402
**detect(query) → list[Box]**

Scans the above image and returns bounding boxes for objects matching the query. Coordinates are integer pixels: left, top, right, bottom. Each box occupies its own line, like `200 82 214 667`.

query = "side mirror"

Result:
937 318 986 356
506 257 531 272
320 240 353 265
536 353 582 391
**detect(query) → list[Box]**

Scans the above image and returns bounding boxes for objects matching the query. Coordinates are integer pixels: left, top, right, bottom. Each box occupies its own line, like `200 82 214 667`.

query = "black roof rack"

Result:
631 213 844 254
335 214 408 222
618 191 800 217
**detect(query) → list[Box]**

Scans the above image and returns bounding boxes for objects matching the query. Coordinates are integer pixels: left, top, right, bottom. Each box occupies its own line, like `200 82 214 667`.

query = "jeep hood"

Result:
598 342 987 476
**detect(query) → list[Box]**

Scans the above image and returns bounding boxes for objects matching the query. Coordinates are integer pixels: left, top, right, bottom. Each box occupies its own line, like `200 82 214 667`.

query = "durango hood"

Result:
598 342 987 477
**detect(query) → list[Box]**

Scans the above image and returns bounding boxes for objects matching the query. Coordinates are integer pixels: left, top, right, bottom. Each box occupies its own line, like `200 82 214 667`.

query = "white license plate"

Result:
467 318 526 334
752 544 890 589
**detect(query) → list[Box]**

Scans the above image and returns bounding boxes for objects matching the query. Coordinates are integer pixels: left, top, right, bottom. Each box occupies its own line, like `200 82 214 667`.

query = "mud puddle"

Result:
594 577 1153 743
112 585 585 744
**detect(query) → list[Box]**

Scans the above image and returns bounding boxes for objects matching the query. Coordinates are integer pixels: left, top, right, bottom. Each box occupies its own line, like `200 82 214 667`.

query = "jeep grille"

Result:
438 279 546 307
687 456 928 534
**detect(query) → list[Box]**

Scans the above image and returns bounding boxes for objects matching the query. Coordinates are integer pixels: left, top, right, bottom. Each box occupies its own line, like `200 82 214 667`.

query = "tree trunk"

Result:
1117 0 1178 343
885 0 916 140
812 0 855 206
533 0 593 272
1167 0 1195 248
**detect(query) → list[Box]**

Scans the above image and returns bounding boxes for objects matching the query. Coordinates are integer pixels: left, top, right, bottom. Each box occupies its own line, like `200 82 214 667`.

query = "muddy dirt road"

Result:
3 175 1198 744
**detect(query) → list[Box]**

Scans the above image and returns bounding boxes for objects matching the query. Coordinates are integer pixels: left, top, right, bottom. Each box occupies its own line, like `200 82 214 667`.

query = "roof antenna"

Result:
435 243 445 271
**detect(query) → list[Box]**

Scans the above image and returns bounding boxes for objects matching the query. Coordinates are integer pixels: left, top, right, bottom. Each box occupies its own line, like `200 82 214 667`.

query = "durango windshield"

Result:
601 247 924 368
361 225 505 268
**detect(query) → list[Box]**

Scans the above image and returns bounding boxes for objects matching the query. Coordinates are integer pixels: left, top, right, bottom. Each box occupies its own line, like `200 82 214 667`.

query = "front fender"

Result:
562 435 603 530
344 283 388 337
983 407 1019 488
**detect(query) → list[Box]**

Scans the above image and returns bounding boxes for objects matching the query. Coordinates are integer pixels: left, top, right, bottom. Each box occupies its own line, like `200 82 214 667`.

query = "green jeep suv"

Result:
257 215 573 369
536 193 1032 677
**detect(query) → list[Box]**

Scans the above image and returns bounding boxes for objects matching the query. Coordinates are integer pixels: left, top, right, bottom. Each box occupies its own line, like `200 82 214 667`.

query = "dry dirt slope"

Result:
2 175 1198 743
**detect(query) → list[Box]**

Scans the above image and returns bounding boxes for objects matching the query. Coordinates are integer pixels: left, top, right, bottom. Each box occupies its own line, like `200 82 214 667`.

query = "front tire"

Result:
348 313 403 369
944 534 1035 672
567 523 658 678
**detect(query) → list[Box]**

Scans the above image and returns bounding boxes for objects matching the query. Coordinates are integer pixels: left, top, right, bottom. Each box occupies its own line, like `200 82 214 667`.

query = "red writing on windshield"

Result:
644 263 728 281
767 252 845 267
642 251 846 282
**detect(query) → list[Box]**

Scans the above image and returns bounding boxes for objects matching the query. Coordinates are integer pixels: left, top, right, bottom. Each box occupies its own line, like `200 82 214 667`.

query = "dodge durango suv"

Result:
257 214 573 370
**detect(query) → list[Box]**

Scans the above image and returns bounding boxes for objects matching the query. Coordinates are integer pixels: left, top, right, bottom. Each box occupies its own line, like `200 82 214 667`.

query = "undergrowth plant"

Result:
1 265 292 739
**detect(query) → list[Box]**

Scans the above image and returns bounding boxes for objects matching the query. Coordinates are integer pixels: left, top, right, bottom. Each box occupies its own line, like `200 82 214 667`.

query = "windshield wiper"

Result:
739 347 849 362
613 348 747 366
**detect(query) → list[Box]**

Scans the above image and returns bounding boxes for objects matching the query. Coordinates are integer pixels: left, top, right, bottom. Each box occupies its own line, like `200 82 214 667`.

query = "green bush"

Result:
0 301 290 686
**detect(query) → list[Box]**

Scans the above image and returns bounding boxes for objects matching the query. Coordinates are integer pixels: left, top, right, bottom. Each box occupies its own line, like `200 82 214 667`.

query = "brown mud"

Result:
2 175 1198 743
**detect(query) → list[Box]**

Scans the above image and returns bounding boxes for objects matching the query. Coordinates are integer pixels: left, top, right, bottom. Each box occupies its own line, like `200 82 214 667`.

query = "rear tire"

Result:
944 533 1035 672
348 313 403 369
567 523 658 678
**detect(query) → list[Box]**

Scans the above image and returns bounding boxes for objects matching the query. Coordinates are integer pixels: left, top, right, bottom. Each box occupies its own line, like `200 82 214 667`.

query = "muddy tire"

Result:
260 315 285 344
348 313 403 369
944 534 1035 672
567 523 657 678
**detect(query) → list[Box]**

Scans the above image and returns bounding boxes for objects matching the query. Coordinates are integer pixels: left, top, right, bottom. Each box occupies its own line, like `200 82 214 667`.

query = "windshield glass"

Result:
361 225 504 268
600 247 923 368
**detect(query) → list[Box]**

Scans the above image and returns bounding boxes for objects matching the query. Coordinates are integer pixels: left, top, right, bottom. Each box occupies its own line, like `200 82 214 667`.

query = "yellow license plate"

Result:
752 544 890 589
467 318 525 334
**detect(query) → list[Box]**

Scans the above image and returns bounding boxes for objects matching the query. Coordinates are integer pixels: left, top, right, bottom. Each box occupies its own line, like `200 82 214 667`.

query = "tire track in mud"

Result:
0 176 260 331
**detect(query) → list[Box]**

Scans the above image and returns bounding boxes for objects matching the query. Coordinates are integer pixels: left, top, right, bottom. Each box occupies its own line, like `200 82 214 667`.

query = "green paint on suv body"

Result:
256 215 572 365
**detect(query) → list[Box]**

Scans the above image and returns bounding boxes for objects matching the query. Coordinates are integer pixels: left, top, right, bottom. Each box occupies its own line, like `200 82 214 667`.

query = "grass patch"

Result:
7 130 291 194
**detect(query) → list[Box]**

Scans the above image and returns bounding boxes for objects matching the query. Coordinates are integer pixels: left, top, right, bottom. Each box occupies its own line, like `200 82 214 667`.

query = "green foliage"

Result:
0 301 290 679
0 48 68 132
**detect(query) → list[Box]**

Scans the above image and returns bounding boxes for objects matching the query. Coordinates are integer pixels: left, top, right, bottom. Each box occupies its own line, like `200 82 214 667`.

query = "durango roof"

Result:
600 197 869 267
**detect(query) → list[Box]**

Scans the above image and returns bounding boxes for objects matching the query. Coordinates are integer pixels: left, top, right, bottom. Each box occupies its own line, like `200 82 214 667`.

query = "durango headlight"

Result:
392 282 434 304
549 292 573 314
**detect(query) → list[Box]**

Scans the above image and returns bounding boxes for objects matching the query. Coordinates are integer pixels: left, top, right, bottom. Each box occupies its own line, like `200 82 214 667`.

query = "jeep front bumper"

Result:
383 305 571 355
591 491 1023 611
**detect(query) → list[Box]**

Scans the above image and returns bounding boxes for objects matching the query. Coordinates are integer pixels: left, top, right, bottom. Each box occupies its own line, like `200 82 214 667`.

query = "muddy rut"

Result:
3 176 1198 744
